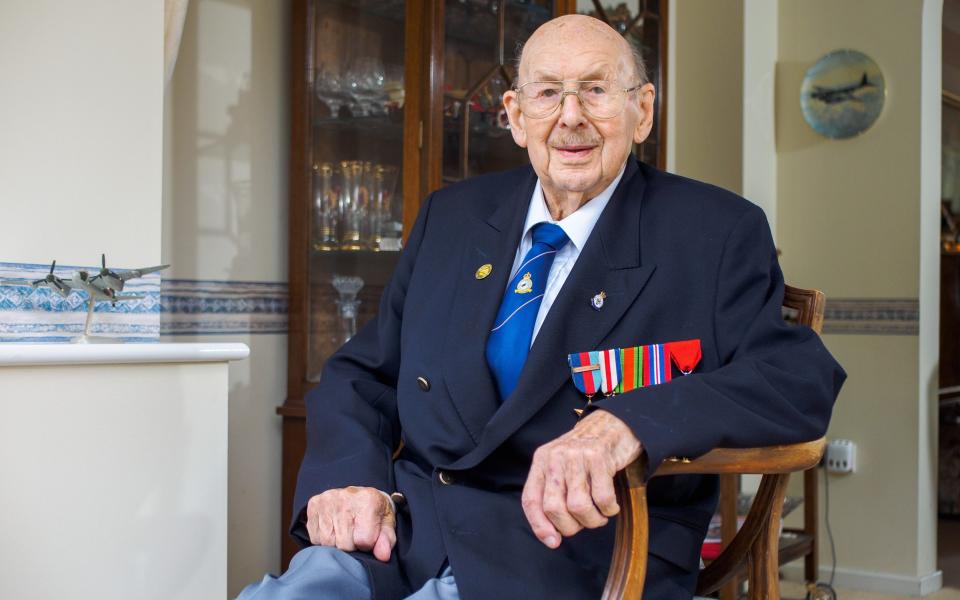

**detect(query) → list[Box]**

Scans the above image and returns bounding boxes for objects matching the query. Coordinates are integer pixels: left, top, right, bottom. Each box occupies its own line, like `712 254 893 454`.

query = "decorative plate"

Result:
800 49 885 139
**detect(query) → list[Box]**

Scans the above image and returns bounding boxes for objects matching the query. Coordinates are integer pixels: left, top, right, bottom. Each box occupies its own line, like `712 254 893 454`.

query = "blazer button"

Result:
417 376 431 392
438 470 454 485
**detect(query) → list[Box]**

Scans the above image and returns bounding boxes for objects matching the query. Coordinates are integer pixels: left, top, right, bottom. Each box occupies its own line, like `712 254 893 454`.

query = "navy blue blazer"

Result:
291 159 845 599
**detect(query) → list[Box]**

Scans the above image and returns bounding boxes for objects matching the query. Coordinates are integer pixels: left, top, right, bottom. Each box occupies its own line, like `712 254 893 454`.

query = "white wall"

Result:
0 0 162 267
161 0 289 595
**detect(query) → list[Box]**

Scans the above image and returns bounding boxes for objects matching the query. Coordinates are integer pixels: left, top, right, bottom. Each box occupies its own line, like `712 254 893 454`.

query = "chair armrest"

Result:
656 438 826 477
603 438 826 599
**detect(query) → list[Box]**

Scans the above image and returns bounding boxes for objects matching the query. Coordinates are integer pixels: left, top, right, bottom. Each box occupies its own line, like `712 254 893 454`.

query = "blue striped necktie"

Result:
485 222 570 400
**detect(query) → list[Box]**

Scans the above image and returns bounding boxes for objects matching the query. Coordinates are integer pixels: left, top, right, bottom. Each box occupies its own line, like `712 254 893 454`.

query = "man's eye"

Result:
587 85 608 96
540 88 560 99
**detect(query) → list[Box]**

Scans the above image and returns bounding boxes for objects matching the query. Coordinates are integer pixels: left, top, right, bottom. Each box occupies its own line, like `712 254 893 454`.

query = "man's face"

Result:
503 18 655 202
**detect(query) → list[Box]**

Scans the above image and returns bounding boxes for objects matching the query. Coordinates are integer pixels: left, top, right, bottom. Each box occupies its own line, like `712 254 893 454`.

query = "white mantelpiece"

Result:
0 343 247 600
0 342 249 366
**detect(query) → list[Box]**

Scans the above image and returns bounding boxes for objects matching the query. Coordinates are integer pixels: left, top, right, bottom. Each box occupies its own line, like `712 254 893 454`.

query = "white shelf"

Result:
0 342 249 367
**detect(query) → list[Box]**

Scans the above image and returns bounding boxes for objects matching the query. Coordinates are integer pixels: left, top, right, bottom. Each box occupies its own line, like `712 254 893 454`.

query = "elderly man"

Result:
240 14 844 600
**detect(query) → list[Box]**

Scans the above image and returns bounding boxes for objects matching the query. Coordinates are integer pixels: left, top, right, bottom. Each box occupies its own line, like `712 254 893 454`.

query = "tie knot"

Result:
531 222 569 251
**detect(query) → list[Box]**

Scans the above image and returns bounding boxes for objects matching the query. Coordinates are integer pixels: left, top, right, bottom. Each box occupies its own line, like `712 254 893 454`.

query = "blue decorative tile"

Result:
160 279 288 335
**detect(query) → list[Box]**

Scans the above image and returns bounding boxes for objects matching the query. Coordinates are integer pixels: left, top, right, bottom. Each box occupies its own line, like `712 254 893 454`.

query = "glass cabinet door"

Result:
442 0 555 184
307 0 407 381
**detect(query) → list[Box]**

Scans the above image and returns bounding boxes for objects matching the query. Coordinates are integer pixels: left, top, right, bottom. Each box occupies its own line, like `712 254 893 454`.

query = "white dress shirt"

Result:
509 163 627 344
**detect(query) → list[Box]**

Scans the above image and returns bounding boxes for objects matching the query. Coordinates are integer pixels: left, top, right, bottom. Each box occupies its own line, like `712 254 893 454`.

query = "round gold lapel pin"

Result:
475 264 493 280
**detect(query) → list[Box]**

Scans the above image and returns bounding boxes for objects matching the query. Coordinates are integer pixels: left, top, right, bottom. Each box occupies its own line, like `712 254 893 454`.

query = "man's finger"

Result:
522 462 561 549
352 494 384 551
307 497 333 546
542 454 582 538
332 500 357 552
564 453 608 529
588 451 620 518
372 522 396 562
317 509 336 546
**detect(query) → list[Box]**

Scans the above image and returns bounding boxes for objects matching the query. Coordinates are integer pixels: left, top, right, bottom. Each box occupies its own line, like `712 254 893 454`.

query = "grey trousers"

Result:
236 546 459 600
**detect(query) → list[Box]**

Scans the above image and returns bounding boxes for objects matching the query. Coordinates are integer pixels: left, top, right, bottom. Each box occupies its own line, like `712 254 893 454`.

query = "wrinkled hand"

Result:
306 486 396 562
522 410 642 549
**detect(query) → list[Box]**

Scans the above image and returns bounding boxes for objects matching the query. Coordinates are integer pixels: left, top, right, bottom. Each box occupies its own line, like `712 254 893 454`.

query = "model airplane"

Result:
1 255 167 305
1 255 169 341
810 72 875 105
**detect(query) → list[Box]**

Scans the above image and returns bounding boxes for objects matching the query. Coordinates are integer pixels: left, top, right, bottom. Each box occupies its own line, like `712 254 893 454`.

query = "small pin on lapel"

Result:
475 264 493 280
590 291 607 311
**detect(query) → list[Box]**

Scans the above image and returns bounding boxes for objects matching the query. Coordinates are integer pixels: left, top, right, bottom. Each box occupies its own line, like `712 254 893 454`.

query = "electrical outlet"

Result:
825 439 856 474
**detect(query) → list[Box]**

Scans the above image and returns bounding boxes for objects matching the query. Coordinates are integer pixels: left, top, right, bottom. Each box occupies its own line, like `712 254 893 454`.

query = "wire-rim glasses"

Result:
516 80 641 120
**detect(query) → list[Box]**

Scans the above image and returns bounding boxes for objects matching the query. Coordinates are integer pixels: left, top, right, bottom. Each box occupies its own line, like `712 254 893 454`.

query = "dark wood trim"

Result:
277 404 308 419
657 0 668 170
424 0 445 195
285 0 313 410
554 0 577 18
281 0 312 569
402 0 426 241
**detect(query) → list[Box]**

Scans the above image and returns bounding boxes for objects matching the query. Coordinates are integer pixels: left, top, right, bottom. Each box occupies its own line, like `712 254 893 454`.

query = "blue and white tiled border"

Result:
822 298 919 336
160 279 288 335
0 261 923 339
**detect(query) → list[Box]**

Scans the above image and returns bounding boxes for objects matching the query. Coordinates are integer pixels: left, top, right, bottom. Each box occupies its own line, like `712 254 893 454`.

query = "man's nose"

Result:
557 91 587 127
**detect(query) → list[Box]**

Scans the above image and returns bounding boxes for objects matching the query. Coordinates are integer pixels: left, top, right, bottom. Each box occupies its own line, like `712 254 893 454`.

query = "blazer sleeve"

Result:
593 205 846 477
289 193 435 546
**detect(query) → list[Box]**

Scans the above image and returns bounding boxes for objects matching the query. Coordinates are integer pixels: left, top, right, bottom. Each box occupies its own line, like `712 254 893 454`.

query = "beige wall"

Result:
668 0 941 588
777 0 939 585
671 0 744 194
161 0 289 594
0 0 162 267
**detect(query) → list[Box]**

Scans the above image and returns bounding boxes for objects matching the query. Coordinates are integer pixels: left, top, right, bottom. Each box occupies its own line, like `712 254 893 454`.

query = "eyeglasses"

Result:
515 80 641 119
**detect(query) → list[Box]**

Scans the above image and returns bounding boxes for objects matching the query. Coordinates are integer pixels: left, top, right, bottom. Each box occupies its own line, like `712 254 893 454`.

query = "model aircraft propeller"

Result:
31 260 56 286
90 254 121 286
27 260 72 296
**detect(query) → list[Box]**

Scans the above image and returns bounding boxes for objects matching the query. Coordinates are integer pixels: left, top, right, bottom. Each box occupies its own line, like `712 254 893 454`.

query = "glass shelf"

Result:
306 0 407 381
312 114 405 142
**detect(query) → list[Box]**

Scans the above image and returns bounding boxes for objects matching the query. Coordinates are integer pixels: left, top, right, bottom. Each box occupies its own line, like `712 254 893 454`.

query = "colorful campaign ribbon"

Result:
569 350 603 398
665 339 702 375
643 343 670 386
615 345 644 394
569 339 703 408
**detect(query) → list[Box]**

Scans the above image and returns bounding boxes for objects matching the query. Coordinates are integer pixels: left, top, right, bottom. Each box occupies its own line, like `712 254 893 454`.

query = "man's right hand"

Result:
305 486 397 562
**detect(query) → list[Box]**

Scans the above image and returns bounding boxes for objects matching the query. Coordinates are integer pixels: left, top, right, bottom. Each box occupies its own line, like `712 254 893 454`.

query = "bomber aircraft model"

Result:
809 72 875 105
1 256 170 341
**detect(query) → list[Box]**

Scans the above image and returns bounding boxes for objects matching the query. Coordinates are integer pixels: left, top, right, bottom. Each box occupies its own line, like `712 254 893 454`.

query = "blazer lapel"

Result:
440 169 535 443
448 159 657 470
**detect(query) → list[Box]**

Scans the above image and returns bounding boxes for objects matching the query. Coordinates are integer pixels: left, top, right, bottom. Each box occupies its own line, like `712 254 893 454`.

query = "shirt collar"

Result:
522 162 627 252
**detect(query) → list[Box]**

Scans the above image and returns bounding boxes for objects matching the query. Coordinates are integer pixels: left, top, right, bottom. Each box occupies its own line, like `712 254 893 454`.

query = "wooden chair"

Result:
603 285 827 599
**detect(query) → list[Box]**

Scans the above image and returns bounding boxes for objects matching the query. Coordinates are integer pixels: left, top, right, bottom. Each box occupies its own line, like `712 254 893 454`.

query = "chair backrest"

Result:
782 285 825 334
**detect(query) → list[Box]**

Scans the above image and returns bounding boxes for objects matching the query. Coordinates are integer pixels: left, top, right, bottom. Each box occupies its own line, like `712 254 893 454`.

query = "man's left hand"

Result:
521 410 642 549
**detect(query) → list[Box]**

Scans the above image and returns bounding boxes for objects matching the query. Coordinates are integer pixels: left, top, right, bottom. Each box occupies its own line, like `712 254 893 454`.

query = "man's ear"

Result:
632 83 656 144
502 90 527 148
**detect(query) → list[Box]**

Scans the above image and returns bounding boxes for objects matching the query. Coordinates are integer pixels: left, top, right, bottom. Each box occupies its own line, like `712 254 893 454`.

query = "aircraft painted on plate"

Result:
809 72 875 105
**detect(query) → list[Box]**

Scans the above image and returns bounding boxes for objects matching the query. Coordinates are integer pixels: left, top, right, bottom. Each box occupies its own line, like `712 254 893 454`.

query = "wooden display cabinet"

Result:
279 0 668 567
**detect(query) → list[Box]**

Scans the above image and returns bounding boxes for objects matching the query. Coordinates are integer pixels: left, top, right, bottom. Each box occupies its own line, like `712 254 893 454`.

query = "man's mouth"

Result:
553 145 597 158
